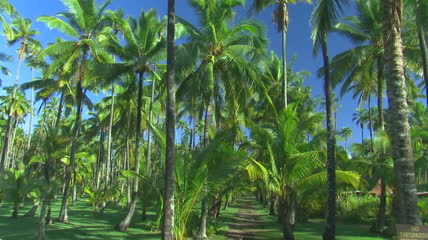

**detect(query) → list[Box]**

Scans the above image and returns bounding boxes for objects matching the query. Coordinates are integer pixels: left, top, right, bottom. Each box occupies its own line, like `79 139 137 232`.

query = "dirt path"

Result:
224 196 279 240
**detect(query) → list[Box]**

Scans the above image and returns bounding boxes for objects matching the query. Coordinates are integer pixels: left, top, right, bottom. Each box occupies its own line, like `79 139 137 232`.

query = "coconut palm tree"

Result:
37 0 113 222
1 17 39 171
176 1 266 237
163 0 176 236
311 0 349 238
340 127 351 149
381 0 421 225
98 9 166 231
250 0 312 109
250 104 360 240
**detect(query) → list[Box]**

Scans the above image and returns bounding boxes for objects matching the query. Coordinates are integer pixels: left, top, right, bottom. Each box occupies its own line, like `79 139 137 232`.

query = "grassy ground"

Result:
0 196 393 240
0 199 161 240
216 197 392 240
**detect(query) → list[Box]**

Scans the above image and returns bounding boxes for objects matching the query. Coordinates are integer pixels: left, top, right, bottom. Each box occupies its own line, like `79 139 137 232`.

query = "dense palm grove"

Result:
0 0 427 239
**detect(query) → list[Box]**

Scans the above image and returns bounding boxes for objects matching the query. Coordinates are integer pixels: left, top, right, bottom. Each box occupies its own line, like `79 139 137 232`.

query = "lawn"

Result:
0 197 393 240
0 199 161 240
215 198 392 240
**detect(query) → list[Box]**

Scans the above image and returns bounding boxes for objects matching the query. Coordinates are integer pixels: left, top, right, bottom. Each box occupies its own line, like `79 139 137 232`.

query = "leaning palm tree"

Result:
250 0 312 109
1 17 39 171
37 0 113 222
380 0 421 225
310 0 348 238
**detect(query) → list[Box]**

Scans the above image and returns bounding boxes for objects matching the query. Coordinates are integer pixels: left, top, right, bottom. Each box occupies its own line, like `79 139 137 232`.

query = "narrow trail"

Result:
224 196 280 240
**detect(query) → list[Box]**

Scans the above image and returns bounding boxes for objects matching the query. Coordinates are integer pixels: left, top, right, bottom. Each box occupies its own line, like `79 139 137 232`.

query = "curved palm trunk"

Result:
381 0 421 225
321 35 337 240
116 72 144 232
58 51 88 223
1 55 24 171
162 1 176 238
415 0 428 106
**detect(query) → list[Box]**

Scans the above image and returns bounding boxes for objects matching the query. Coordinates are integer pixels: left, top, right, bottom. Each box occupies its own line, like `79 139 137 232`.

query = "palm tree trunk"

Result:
282 191 296 240
377 57 385 130
279 1 288 108
146 78 156 177
415 0 428 106
116 72 144 231
162 0 176 237
55 92 64 129
1 112 14 170
1 54 24 171
58 50 88 223
9 118 18 169
27 67 35 150
105 84 115 191
281 3 288 109
321 35 337 240
373 56 387 233
196 96 213 240
381 0 421 225
368 96 374 152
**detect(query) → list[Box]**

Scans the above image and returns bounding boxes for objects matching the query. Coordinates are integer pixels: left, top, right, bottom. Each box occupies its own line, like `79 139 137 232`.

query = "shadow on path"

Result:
223 196 280 240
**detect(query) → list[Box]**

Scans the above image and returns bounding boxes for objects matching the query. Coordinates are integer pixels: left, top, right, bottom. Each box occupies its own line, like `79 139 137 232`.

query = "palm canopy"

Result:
37 0 113 79
102 9 166 79
319 0 382 99
176 0 267 119
310 0 349 54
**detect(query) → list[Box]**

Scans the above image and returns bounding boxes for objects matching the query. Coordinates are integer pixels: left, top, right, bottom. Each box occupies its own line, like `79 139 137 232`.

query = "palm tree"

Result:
311 0 348 238
409 0 428 105
37 0 113 222
381 0 421 225
176 1 266 237
340 127 351 149
163 0 176 236
1 17 39 171
100 9 166 231
250 0 312 109
329 0 385 132
250 104 360 240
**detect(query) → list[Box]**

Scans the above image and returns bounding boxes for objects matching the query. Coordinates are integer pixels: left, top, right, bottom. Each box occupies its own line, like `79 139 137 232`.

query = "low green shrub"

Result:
337 194 381 224
418 197 428 225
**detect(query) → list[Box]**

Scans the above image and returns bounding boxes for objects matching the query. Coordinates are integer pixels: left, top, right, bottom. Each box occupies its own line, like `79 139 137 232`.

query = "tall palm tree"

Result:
163 0 176 237
340 127 351 149
176 1 266 237
328 0 385 132
250 0 312 109
101 9 166 231
37 0 113 222
1 17 39 171
409 0 428 105
381 0 421 225
311 0 348 238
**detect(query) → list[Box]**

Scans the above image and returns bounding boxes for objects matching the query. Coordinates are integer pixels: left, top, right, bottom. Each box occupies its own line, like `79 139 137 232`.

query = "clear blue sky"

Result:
2 0 371 147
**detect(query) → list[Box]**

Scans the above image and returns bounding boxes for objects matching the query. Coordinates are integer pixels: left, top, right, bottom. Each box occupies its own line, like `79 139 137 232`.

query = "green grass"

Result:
0 197 394 240
0 199 161 240
215 199 392 240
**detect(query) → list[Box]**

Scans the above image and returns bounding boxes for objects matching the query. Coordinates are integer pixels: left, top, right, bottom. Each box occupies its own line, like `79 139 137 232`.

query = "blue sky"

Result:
2 0 371 147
